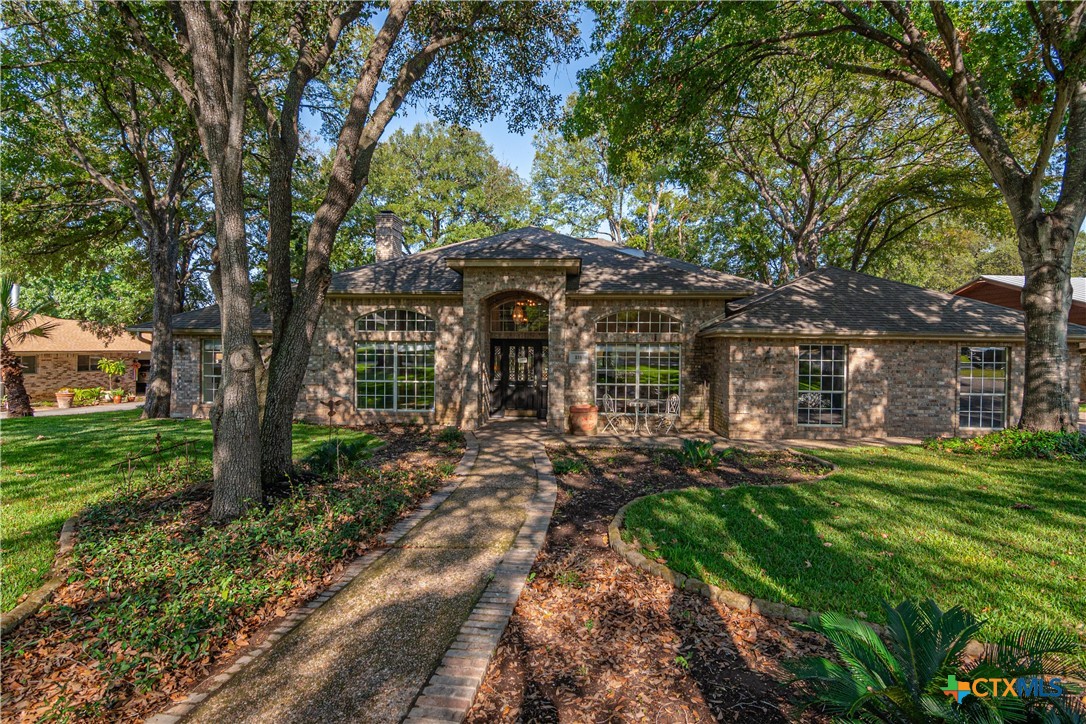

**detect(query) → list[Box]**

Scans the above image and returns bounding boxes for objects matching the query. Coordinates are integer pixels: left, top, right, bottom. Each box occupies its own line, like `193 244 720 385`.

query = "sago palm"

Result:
1 276 56 417
788 598 1085 723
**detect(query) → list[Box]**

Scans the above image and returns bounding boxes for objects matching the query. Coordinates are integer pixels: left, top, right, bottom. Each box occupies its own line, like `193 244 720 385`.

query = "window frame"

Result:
594 342 682 415
16 355 38 375
76 355 102 372
356 309 436 333
796 344 848 428
355 341 436 412
957 346 1009 430
200 338 223 404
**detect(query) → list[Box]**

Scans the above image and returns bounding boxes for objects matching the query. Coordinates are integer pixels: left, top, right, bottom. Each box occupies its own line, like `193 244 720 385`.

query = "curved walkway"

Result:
180 421 548 724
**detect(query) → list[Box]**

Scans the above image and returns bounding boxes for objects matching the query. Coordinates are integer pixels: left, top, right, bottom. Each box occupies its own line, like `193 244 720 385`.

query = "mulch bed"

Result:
1 426 459 724
466 445 833 723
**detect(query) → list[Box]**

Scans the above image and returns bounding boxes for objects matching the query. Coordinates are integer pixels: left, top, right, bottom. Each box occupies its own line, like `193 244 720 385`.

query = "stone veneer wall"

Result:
18 352 144 402
713 338 1081 440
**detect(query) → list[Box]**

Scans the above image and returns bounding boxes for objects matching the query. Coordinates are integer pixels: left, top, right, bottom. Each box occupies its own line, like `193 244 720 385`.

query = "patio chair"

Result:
655 393 680 435
601 393 623 434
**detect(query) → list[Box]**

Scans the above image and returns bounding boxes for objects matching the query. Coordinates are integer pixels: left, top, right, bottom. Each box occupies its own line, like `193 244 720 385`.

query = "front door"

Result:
489 340 548 418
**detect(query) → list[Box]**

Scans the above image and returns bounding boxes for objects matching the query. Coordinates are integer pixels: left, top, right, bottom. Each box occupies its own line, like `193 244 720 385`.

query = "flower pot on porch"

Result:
568 404 598 436
55 390 74 409
112 395 123 404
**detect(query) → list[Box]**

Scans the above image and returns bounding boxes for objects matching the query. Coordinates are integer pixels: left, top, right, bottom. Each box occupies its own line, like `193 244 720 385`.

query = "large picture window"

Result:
356 342 435 411
201 339 222 404
797 344 846 426
595 344 681 414
958 346 1007 429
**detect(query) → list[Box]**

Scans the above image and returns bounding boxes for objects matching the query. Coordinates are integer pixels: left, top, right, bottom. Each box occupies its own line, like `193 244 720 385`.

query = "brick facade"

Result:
171 300 1083 440
17 352 145 402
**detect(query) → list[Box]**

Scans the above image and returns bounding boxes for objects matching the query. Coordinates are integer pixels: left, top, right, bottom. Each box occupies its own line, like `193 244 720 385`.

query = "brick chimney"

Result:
375 211 404 262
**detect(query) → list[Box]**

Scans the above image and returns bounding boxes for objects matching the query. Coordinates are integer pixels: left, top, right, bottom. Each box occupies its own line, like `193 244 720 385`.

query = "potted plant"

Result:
96 358 127 400
568 398 598 436
56 388 75 409
110 388 125 404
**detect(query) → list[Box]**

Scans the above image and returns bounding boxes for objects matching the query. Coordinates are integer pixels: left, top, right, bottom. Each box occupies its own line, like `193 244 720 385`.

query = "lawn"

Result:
622 445 1086 640
0 410 377 612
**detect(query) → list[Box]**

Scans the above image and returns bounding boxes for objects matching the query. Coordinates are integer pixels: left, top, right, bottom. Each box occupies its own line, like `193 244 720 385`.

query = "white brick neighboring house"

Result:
135 213 1086 439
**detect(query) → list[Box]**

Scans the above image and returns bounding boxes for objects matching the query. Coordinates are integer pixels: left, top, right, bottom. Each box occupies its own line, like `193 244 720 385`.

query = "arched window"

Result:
490 298 549 333
594 310 682 417
356 309 435 333
595 309 681 335
356 309 435 411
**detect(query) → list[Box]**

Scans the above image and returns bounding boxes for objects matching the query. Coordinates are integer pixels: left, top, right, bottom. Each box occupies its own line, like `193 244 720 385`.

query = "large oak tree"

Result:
580 1 1086 431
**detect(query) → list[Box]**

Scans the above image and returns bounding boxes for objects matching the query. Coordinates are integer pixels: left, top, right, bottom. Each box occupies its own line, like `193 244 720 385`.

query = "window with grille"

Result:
201 339 222 404
958 346 1007 429
797 344 847 426
595 310 681 335
595 344 681 414
16 356 37 374
356 309 435 333
356 342 435 411
491 299 549 333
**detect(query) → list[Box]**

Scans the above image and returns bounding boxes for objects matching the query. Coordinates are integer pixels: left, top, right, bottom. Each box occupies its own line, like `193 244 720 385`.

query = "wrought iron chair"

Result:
601 393 624 434
655 393 680 435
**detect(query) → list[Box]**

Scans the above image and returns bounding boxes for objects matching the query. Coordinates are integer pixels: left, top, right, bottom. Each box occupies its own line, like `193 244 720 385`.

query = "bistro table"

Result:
631 398 659 434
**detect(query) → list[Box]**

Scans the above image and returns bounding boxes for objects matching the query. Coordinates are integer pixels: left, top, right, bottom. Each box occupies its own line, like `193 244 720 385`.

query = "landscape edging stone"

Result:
0 515 78 636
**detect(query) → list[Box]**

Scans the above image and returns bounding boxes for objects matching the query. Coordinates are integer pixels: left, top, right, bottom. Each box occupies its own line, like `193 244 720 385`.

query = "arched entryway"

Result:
486 292 549 419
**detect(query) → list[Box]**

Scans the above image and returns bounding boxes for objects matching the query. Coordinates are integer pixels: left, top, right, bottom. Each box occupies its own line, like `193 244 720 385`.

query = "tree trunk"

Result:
1 343 33 417
209 170 263 519
1016 213 1078 432
142 222 178 419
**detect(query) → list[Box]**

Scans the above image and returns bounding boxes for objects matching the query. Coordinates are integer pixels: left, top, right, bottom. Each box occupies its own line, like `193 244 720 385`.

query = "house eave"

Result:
445 257 582 272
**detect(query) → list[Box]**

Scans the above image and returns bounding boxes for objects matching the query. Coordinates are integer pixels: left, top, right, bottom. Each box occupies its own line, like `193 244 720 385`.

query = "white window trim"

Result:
957 345 1009 430
354 341 436 413
796 343 848 428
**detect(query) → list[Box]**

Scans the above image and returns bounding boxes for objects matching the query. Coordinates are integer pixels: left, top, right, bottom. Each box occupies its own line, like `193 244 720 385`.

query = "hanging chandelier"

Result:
511 301 528 325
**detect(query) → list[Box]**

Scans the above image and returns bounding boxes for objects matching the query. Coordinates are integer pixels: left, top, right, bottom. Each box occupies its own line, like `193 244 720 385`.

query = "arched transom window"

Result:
490 298 549 333
595 310 682 417
356 309 435 333
356 309 436 412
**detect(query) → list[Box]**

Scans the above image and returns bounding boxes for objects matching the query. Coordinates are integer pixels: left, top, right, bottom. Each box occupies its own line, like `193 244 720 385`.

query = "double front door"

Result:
489 339 548 418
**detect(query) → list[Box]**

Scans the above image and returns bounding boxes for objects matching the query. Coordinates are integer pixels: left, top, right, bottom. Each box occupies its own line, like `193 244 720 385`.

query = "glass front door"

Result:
489 339 548 418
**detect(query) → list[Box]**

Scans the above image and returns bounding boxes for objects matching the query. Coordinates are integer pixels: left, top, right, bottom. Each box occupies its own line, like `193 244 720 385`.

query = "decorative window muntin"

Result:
595 343 681 414
201 339 223 404
595 309 682 336
797 344 847 426
356 342 435 411
958 346 1007 429
490 299 549 333
356 309 435 333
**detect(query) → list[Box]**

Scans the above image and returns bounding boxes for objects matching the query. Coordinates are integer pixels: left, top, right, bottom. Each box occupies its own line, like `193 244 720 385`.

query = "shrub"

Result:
926 429 1086 462
790 599 1085 723
302 437 376 475
552 457 587 475
436 427 464 446
72 387 104 406
677 439 717 469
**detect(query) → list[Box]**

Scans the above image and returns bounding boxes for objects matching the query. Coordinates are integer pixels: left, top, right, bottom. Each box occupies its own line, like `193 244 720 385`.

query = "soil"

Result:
466 445 832 724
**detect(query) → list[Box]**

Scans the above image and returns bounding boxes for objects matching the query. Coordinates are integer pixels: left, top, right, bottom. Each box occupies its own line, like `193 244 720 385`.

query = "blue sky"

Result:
379 8 599 181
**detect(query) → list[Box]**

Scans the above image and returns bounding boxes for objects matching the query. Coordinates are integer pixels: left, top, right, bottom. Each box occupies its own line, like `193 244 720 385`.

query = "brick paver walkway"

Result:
183 422 545 724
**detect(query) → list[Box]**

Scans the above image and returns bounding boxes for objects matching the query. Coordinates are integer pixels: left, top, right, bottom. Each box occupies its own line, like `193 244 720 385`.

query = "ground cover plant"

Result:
622 445 1086 641
0 410 376 611
926 429 1086 462
1 427 464 722
467 445 832 723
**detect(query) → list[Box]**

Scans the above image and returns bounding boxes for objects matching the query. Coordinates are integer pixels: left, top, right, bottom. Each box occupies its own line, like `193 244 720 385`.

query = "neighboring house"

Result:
6 315 151 402
149 213 1086 439
953 275 1086 397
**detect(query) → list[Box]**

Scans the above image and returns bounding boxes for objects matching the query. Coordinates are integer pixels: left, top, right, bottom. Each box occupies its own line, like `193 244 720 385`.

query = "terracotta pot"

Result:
113 396 123 404
55 392 75 410
568 404 598 436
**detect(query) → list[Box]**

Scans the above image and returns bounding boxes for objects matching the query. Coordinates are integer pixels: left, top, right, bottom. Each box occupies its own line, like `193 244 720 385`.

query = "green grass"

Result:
623 446 1086 640
0 410 378 611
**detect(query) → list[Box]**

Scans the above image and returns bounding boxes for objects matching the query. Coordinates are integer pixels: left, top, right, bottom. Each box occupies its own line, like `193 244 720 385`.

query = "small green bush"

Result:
552 457 587 475
436 427 464 446
72 387 104 406
926 428 1086 462
677 439 717 469
302 437 376 475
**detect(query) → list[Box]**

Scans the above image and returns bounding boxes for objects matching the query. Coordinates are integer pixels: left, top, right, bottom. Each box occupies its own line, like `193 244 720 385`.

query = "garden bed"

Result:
465 445 832 723
1 427 464 723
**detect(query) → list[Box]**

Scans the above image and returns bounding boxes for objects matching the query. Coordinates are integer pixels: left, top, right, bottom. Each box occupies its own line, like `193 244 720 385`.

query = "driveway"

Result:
1 401 143 419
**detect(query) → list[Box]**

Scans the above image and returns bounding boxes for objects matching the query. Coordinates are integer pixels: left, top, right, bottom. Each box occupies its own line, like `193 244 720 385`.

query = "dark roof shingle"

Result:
699 267 1086 340
129 306 271 333
329 226 765 296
